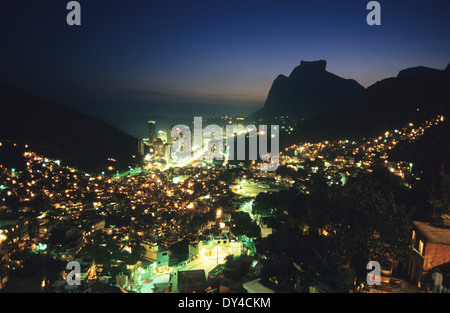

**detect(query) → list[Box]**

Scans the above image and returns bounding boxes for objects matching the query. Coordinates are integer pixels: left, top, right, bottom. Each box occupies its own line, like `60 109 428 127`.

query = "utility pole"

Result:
413 248 439 271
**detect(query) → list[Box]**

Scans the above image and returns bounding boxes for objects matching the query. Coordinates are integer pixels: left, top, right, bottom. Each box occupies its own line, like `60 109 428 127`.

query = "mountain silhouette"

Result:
0 81 142 173
248 60 364 121
292 63 450 142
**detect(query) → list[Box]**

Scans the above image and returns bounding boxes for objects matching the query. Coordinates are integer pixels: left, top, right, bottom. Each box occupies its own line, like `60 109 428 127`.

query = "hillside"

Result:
0 81 142 173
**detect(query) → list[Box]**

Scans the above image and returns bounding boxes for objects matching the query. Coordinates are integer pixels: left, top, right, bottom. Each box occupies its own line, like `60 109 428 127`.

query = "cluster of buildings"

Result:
138 116 281 171
0 114 449 293
0 142 259 292
281 115 445 188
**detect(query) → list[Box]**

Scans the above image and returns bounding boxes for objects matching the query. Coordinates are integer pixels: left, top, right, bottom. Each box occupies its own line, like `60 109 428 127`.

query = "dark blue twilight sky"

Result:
0 0 449 137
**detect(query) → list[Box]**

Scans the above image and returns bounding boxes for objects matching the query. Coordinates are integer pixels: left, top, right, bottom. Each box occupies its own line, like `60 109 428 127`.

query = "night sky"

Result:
0 0 449 138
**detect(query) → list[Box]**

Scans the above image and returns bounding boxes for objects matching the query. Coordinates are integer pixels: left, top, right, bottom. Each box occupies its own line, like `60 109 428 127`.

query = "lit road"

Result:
182 253 227 274
230 183 283 197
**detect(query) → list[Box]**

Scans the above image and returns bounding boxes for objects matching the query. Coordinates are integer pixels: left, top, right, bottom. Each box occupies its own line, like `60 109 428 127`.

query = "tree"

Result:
275 165 298 180
306 169 415 278
126 245 146 265
265 167 415 283
81 233 128 276
231 212 260 238
253 188 298 217
333 267 356 292
441 173 450 212
170 239 189 262
32 195 52 214
223 255 252 281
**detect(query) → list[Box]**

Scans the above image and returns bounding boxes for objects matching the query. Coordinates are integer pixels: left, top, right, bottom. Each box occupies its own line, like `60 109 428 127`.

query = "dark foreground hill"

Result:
0 81 141 173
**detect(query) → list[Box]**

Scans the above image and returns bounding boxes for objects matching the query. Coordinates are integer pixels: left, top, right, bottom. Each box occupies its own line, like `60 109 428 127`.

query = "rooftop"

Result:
413 221 450 245
177 269 207 292
242 278 275 293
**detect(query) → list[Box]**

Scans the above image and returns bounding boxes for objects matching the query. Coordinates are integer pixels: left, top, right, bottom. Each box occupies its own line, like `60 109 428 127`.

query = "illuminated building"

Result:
157 130 168 143
188 234 243 260
141 241 169 273
148 120 156 142
154 139 165 158
163 143 171 164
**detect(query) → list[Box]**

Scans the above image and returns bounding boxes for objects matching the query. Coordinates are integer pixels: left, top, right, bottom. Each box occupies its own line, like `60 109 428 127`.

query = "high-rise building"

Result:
157 130 168 143
148 120 156 142
138 139 145 155
154 139 165 158
163 143 171 164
